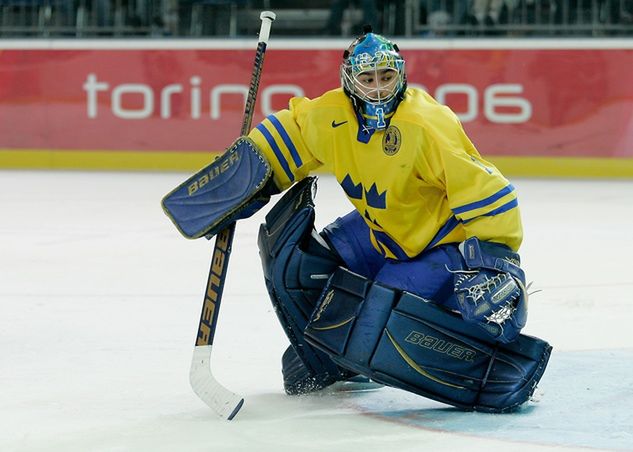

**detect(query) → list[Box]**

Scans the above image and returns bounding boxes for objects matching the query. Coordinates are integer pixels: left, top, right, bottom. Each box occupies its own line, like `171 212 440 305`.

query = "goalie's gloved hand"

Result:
453 237 527 344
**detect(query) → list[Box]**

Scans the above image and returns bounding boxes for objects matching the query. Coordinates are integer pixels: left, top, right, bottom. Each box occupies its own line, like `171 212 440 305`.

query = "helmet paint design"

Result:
341 30 406 130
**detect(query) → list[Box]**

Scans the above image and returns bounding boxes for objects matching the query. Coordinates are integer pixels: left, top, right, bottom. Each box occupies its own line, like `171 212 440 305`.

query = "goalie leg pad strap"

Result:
162 137 274 239
305 267 552 412
258 177 347 393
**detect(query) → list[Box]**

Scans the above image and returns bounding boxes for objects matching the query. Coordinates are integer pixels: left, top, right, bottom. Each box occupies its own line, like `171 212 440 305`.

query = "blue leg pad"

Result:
258 177 351 394
306 267 552 412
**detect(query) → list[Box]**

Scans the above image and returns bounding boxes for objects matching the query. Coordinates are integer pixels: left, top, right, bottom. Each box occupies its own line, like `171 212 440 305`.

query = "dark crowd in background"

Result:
1 0 631 37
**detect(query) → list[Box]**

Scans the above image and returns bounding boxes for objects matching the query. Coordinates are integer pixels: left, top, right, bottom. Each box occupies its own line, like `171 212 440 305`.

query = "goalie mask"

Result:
340 27 407 130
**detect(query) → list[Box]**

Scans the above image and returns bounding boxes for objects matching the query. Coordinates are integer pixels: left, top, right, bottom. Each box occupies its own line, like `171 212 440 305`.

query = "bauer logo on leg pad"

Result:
404 331 477 362
305 270 552 412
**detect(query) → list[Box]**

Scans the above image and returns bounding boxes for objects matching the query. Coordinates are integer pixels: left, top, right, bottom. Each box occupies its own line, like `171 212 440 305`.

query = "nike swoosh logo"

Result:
331 120 348 128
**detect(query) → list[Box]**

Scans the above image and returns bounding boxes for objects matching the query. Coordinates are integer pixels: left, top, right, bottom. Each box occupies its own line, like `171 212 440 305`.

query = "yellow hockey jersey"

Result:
248 87 522 260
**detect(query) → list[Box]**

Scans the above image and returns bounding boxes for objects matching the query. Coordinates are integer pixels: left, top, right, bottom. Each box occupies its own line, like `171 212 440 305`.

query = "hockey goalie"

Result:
163 27 551 413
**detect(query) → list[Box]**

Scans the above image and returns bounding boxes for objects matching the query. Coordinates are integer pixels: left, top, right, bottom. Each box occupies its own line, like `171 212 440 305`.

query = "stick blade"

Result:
190 345 244 420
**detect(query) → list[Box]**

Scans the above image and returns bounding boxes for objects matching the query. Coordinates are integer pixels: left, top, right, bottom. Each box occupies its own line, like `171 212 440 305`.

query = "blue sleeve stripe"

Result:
426 215 461 250
267 115 303 168
255 123 294 182
463 198 519 223
452 184 515 215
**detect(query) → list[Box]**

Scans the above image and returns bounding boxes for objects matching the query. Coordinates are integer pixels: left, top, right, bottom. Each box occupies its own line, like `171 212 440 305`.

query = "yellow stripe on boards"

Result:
0 149 221 171
489 156 633 179
2 149 633 178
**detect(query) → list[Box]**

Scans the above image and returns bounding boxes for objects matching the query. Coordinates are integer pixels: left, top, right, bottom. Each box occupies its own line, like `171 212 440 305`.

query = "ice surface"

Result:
1 171 632 452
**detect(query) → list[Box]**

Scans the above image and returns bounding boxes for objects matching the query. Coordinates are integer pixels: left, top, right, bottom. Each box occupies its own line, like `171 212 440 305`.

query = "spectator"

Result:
422 0 468 35
602 0 633 34
511 0 559 35
325 0 380 35
467 0 517 28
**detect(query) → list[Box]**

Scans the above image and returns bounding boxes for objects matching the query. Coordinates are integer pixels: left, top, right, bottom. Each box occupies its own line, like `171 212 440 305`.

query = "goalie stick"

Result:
189 10 276 420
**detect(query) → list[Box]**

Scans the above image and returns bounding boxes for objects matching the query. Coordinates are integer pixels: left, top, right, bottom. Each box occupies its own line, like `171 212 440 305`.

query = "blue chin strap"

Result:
359 96 400 130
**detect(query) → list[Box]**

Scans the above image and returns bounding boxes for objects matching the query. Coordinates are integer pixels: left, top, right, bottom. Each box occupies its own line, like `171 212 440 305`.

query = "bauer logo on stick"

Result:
183 10 276 420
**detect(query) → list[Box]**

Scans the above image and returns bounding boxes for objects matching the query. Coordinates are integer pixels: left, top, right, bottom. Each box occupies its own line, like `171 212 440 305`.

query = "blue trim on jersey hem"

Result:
452 184 515 215
372 230 409 260
463 198 519 223
267 115 303 168
255 123 294 182
426 215 461 250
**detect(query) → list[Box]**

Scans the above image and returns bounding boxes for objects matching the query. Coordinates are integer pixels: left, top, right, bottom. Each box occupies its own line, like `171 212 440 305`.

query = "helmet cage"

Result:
340 51 405 106
340 32 406 129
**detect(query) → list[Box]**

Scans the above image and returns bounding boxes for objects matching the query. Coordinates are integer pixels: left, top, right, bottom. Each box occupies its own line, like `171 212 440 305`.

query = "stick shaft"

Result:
240 12 275 134
190 11 275 420
195 11 275 348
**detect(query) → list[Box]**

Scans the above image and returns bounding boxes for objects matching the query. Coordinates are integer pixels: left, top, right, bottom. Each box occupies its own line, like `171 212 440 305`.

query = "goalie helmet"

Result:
340 26 407 130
